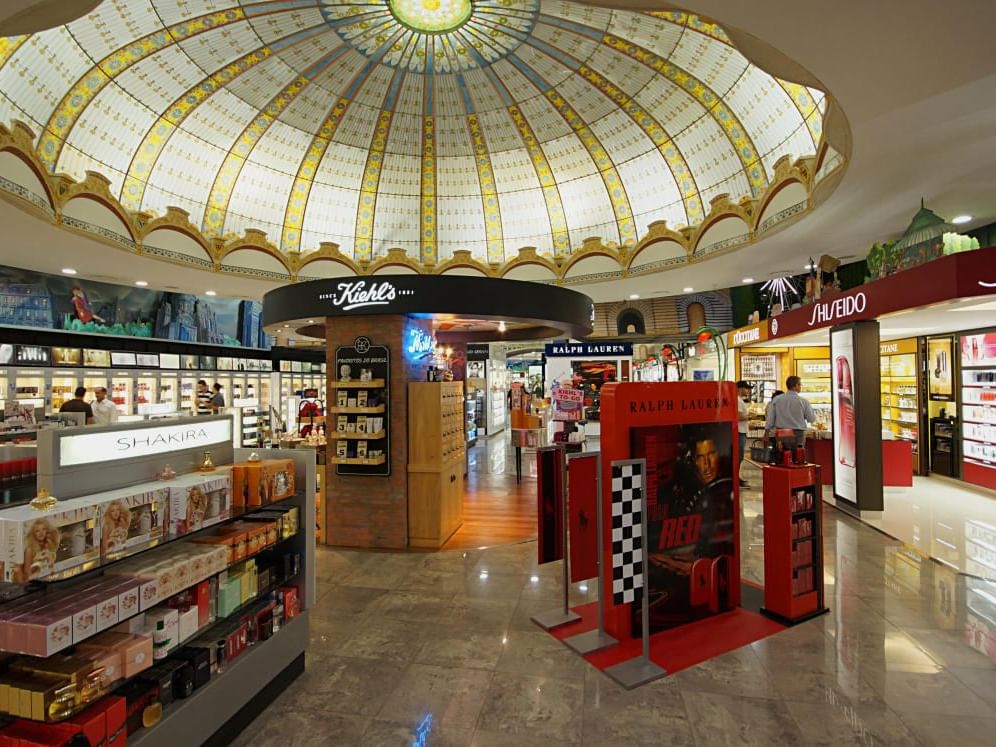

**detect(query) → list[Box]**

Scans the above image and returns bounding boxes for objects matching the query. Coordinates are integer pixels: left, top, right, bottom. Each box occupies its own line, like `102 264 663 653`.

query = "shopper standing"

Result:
210 383 226 413
91 387 118 425
736 380 751 488
196 380 212 415
765 376 815 447
59 386 95 424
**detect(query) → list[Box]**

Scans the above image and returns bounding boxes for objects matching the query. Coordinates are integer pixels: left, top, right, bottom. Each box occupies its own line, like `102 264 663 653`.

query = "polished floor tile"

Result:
235 454 996 746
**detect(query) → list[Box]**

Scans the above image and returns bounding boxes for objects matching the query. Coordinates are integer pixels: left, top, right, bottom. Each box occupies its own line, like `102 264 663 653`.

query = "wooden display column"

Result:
324 314 432 549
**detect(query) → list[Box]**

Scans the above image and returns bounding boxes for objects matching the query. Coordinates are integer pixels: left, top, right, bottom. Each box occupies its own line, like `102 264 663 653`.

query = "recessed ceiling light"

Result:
205 290 216 296
307 319 314 324
498 321 507 333
742 277 754 283
61 268 77 275
683 287 693 293
629 293 639 299
952 214 972 224
283 324 289 328
135 280 148 287
804 263 812 270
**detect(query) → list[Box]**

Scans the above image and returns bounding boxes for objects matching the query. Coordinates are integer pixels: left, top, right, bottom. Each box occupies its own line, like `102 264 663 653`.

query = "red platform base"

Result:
547 602 785 675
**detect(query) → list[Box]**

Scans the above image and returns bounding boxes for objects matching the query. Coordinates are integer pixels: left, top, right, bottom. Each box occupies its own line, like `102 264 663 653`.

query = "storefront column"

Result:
324 314 433 548
829 319 884 514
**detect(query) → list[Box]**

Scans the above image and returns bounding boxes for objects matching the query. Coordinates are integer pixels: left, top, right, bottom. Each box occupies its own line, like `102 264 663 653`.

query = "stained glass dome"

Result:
0 0 833 271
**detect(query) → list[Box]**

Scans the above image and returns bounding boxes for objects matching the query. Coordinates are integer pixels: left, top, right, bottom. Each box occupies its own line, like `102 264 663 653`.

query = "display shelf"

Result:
328 380 385 389
327 430 385 440
328 406 384 415
330 455 386 466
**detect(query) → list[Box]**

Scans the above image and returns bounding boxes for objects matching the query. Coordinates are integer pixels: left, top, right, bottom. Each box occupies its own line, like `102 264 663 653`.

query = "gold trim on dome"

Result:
0 119 844 288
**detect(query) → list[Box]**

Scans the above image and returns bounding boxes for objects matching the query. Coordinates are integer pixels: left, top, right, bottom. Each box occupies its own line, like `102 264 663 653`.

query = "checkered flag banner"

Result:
611 460 645 605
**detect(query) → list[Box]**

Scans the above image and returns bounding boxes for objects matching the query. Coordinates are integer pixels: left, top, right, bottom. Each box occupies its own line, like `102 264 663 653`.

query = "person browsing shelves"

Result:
765 376 815 447
59 386 94 424
91 387 118 425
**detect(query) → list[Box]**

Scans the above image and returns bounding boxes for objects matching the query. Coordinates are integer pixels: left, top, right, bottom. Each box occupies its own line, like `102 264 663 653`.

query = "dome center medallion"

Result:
388 0 472 33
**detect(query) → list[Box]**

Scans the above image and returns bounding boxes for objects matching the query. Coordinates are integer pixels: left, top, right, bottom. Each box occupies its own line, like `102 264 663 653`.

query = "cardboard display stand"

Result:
598 382 741 642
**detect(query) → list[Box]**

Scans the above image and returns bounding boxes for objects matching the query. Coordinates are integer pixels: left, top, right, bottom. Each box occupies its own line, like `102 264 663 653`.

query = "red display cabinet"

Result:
761 464 828 624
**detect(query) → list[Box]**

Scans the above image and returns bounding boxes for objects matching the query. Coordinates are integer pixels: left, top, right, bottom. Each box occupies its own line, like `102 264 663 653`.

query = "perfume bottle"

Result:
835 355 856 466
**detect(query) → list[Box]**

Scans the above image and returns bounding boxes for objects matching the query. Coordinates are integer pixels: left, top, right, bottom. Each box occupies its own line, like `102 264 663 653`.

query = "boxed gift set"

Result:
0 497 100 583
231 459 294 508
165 471 232 536
89 485 168 560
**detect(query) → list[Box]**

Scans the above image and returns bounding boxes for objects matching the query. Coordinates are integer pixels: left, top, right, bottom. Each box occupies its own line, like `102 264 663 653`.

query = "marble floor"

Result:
235 464 996 746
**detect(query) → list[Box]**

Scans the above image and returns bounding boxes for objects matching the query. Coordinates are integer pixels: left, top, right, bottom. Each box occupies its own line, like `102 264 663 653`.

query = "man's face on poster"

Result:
693 438 719 485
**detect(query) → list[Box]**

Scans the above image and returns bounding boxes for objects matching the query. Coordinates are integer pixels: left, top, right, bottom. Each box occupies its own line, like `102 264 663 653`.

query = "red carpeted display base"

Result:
548 602 785 676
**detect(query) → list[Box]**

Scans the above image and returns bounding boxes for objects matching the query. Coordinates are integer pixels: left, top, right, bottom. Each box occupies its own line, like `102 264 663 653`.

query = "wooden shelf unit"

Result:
408 381 466 549
328 430 386 440
331 455 386 466
328 405 385 414
329 379 386 389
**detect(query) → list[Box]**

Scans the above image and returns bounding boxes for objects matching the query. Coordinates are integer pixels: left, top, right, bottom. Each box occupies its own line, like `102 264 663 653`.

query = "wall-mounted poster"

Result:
159 353 180 369
15 345 50 365
0 263 270 349
198 355 217 370
135 353 159 368
961 332 996 367
111 352 136 367
630 420 736 634
52 347 82 366
181 355 198 370
927 337 954 401
831 328 857 504
83 349 110 368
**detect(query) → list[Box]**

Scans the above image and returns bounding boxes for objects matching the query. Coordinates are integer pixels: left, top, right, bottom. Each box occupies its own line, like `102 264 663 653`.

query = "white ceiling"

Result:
1 0 995 308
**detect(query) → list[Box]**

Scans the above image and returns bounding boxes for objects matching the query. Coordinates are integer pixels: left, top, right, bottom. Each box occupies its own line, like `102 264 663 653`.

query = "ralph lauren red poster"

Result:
568 453 598 582
537 446 564 564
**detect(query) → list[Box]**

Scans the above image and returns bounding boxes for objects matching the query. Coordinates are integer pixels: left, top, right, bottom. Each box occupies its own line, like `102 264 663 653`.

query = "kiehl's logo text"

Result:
116 428 210 452
732 327 761 345
807 292 867 326
629 397 729 413
320 281 412 311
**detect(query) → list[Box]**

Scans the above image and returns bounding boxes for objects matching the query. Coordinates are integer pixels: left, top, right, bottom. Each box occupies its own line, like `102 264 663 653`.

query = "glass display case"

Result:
961 331 996 489
13 371 45 409
159 374 178 409
136 374 157 408
50 373 79 411
795 358 831 430
110 375 132 415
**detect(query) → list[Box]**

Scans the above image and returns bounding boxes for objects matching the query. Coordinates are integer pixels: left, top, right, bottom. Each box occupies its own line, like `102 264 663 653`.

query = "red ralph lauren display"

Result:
599 383 741 641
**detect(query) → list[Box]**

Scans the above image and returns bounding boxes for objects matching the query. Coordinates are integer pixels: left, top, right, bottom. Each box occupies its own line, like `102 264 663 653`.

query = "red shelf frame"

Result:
760 464 828 625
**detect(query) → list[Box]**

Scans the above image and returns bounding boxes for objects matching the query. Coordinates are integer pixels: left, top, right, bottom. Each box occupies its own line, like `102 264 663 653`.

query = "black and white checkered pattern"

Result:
611 461 644 605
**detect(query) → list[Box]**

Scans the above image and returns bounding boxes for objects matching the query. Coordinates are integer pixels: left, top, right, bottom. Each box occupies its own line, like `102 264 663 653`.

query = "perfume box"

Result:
0 497 100 582
336 415 347 433
66 698 110 747
88 485 168 561
336 391 347 408
166 470 232 536
335 441 347 459
356 415 367 434
260 459 295 503
169 646 211 691
357 390 368 408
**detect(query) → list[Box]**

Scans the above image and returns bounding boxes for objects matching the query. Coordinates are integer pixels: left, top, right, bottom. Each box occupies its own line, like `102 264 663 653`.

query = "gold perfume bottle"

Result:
30 489 57 511
198 451 216 473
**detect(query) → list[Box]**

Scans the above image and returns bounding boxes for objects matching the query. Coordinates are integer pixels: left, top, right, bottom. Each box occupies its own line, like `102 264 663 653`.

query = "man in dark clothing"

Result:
59 386 94 424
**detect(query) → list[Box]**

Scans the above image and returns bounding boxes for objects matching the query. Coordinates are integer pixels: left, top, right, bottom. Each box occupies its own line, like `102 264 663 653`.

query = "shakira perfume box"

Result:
88 486 168 561
0 498 101 583
166 471 232 536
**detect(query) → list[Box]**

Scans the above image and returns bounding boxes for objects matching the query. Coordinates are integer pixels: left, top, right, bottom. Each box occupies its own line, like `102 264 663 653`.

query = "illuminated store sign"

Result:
407 328 435 357
319 281 414 312
60 419 232 467
727 322 768 348
544 342 633 357
807 292 867 327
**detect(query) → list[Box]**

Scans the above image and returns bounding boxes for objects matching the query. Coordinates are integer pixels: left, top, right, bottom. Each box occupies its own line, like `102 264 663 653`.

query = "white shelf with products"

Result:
880 346 920 466
962 365 996 472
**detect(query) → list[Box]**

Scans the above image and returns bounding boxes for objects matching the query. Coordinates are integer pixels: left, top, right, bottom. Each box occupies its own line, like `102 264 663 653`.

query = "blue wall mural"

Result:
0 264 270 349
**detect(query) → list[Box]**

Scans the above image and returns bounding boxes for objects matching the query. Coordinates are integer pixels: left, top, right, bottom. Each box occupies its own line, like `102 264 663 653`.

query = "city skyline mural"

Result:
0 265 270 349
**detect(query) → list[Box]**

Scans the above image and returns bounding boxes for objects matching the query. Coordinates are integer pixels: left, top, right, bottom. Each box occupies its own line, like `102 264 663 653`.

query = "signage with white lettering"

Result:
807 292 867 327
59 419 232 467
726 322 768 348
319 280 415 312
544 342 633 357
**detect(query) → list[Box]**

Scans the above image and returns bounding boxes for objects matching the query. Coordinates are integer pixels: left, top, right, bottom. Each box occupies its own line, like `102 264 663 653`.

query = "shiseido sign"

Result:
319 281 414 312
59 419 232 467
806 292 867 327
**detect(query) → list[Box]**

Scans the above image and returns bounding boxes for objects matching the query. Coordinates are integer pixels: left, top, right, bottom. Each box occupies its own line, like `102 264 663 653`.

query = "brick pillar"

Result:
324 314 433 549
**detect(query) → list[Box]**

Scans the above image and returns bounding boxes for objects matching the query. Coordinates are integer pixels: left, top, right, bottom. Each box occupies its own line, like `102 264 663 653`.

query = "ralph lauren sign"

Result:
544 342 633 357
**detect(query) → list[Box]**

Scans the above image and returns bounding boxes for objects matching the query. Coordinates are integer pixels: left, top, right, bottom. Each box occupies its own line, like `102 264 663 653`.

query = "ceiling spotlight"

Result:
629 293 640 300
804 264 812 270
134 280 148 287
742 277 754 284
307 319 314 324
498 320 507 333
683 287 693 293
952 214 972 225
61 268 77 275
205 290 217 296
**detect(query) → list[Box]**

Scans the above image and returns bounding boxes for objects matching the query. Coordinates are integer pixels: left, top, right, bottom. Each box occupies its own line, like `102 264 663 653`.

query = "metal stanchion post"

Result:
564 451 617 654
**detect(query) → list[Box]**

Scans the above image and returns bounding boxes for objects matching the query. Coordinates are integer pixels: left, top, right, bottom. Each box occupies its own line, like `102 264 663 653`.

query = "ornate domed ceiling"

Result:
0 0 838 278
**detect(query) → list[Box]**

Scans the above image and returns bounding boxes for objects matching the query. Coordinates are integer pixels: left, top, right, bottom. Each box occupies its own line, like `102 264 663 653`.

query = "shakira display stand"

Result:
602 459 666 689
562 451 617 655
531 445 581 630
0 416 315 746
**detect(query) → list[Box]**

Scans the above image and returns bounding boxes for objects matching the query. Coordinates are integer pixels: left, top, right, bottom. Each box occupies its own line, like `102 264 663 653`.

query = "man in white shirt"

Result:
91 387 118 426
766 375 816 447
736 380 750 488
